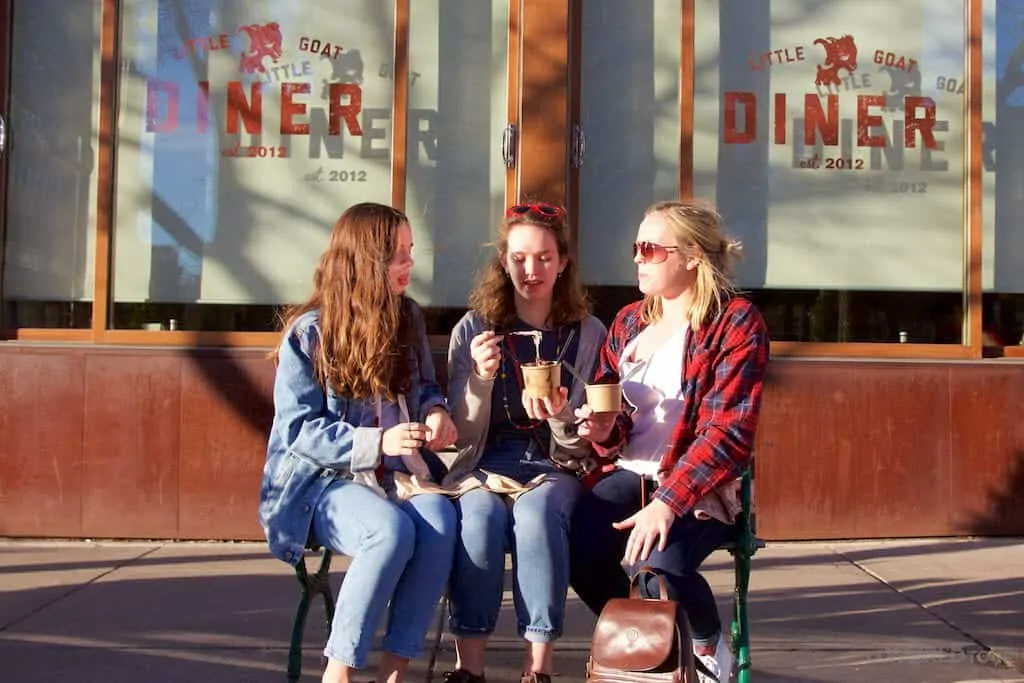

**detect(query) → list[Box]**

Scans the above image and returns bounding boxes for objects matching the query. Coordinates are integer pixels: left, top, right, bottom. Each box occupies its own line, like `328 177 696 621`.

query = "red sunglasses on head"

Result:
505 203 565 222
632 241 681 264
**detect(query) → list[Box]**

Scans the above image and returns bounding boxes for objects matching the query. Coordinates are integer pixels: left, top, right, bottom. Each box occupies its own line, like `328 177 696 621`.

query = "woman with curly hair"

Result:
441 203 607 683
259 202 459 683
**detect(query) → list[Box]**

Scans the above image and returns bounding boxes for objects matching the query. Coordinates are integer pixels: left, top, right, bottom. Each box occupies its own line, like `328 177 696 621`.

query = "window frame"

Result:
1 0 1018 358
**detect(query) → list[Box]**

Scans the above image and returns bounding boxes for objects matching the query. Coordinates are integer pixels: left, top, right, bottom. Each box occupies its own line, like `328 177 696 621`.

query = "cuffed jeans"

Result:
568 468 735 644
311 478 457 668
448 435 580 643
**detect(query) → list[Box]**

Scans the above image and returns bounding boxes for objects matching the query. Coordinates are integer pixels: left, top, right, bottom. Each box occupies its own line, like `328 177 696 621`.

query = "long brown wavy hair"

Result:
468 203 591 329
274 202 414 400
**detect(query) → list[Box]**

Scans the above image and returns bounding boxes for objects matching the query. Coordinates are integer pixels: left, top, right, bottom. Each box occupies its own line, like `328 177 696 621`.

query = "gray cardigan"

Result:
443 310 608 485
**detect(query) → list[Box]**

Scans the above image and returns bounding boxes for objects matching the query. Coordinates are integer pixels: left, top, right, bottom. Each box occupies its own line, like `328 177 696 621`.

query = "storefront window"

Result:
111 0 394 331
983 0 1024 349
578 0 681 293
404 0 509 330
1 0 101 329
684 1 967 343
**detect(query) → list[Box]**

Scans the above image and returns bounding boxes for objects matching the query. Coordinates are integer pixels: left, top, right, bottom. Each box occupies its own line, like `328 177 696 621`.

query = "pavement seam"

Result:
0 544 165 635
832 545 1021 674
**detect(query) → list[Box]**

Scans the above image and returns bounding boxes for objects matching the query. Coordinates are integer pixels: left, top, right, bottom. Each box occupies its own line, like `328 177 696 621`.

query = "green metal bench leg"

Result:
425 594 448 683
732 550 752 683
288 548 336 683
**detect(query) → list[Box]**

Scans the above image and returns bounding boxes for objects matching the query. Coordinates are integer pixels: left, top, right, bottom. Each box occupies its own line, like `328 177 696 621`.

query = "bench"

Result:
421 468 763 683
286 470 762 683
281 349 764 682
287 545 336 682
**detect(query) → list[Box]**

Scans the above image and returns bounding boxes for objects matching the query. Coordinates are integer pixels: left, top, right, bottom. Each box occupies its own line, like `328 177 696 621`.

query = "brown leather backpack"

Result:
586 568 701 683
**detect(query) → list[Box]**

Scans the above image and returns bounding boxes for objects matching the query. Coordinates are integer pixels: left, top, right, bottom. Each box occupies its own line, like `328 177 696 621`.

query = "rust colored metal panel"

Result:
948 365 1024 535
0 348 87 537
518 0 569 203
756 360 953 540
2 345 1022 542
80 354 182 538
177 351 274 541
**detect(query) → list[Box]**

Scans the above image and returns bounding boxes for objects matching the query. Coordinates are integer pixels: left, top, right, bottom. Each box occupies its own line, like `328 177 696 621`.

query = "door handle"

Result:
0 113 6 156
571 123 586 169
501 123 517 169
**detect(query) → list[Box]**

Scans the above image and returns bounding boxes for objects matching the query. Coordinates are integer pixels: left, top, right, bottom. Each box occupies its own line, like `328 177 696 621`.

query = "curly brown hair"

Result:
468 204 591 329
274 202 414 400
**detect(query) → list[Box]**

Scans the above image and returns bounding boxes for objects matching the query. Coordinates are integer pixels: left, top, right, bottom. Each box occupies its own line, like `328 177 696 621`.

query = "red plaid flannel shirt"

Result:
589 296 770 517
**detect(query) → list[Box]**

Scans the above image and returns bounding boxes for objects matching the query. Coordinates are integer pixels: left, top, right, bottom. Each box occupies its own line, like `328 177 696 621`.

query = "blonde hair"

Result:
640 199 743 330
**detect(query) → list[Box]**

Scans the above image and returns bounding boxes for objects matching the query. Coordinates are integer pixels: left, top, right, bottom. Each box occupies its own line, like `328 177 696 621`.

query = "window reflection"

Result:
111 0 394 331
2 0 101 329
690 0 967 343
983 0 1024 350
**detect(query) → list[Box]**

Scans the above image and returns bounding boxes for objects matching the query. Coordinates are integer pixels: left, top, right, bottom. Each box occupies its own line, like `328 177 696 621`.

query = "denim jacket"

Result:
258 301 448 565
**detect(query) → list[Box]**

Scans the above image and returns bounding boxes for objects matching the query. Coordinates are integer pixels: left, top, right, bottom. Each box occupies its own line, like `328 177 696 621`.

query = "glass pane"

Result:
111 0 394 331
578 0 681 286
404 0 508 323
2 0 100 329
689 0 966 343
983 0 1024 349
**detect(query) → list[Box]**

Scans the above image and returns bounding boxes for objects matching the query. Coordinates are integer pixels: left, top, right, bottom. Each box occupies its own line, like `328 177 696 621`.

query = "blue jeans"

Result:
448 436 581 642
311 478 457 668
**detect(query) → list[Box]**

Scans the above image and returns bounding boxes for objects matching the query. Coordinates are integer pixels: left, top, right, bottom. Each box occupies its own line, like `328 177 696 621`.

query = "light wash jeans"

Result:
311 477 457 668
448 435 581 643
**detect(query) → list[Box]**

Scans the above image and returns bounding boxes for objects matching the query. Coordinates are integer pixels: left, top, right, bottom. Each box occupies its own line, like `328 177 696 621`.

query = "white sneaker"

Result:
694 632 735 683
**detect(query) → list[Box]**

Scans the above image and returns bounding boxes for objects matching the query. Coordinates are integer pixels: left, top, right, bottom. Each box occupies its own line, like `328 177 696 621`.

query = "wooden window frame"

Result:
1 0 1019 359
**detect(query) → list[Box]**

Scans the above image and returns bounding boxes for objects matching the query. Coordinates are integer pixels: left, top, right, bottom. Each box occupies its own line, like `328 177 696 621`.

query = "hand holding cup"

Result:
574 404 617 443
522 385 569 420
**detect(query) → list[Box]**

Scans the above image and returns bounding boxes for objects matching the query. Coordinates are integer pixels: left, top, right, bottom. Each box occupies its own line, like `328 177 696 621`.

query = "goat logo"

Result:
814 34 858 87
238 22 283 75
880 64 921 111
321 48 364 100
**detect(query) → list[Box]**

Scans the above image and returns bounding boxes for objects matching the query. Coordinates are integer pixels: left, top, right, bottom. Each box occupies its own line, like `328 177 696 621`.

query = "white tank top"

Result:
617 325 688 477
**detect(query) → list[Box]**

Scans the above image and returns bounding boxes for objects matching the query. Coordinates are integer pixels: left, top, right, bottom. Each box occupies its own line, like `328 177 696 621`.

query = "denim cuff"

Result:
521 625 560 643
350 426 383 472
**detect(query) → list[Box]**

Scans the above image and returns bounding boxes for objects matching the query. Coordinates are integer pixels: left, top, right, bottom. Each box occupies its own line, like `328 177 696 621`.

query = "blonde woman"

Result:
569 200 769 683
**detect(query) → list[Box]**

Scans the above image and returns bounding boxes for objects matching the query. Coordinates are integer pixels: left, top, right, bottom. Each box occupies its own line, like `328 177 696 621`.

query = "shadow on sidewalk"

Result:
697 537 1024 572
0 549 271 576
0 556 1019 682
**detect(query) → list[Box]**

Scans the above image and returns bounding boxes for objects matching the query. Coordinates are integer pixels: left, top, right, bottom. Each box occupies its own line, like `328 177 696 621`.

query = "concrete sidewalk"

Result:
0 538 1021 683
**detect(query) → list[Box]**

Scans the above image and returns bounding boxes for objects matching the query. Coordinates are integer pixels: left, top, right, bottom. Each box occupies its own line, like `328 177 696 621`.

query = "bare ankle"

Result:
322 657 352 683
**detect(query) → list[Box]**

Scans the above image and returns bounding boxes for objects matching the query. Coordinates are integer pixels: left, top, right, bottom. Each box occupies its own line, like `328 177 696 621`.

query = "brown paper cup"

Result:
585 383 622 414
521 361 561 400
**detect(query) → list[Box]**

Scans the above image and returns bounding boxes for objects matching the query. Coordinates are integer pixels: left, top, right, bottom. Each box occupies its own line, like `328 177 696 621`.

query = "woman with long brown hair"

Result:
259 202 459 683
441 203 607 683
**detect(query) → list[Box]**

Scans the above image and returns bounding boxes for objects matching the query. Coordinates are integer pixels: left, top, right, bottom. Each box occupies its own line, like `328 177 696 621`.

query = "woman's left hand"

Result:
522 386 569 421
424 406 458 451
614 498 676 565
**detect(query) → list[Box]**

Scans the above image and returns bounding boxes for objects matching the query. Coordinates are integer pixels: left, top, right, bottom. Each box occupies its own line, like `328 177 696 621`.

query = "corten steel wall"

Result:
0 345 1021 541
